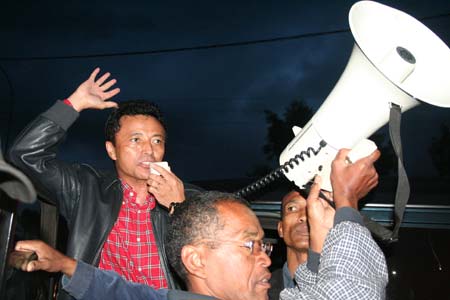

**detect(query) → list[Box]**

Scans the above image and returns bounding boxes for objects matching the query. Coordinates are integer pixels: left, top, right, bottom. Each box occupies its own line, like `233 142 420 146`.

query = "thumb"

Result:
367 149 381 163
335 148 351 162
101 101 119 109
25 260 39 272
26 259 47 272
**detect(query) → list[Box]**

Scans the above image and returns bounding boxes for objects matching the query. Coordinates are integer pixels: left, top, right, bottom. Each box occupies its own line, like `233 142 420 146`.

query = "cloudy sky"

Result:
1 0 449 185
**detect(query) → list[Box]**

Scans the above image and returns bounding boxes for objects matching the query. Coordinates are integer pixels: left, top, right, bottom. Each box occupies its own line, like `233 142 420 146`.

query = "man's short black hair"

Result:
104 100 166 144
166 191 250 283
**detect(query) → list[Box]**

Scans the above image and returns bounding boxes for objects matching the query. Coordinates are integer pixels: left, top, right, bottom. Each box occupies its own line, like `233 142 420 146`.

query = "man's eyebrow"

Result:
129 132 165 138
240 229 261 239
283 198 299 208
151 133 166 138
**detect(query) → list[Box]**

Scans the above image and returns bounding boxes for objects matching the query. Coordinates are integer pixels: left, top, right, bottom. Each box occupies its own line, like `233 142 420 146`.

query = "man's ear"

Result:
277 220 284 238
181 245 207 279
105 141 117 161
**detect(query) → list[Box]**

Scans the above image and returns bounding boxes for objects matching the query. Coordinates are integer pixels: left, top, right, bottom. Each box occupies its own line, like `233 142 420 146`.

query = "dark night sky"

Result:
1 0 450 187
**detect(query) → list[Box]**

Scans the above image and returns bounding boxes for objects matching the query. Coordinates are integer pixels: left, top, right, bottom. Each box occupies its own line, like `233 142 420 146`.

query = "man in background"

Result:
269 188 309 300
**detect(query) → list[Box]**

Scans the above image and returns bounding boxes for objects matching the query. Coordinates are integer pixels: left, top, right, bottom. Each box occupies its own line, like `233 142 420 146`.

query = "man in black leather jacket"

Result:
7 68 200 300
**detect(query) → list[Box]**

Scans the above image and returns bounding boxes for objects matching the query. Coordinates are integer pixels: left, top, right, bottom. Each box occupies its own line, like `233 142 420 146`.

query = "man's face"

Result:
202 202 271 300
105 115 165 185
278 191 309 251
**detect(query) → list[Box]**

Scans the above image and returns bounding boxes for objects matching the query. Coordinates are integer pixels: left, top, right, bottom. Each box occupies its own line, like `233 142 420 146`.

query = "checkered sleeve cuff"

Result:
334 207 363 227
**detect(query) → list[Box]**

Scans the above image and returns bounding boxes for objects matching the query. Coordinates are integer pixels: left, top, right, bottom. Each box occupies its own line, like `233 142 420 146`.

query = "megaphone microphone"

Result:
235 1 450 241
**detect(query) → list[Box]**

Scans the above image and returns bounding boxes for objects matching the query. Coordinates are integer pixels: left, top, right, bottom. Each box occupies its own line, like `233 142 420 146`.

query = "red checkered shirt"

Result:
98 181 168 289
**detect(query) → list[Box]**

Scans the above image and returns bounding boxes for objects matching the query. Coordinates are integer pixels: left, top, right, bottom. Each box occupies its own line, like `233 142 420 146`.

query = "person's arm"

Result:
7 68 119 215
63 261 168 300
293 250 321 288
13 240 77 275
294 176 334 289
13 240 168 300
281 149 387 299
282 209 388 300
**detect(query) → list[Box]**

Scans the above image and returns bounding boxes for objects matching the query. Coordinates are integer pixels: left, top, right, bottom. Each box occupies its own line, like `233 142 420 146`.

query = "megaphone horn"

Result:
278 0 450 191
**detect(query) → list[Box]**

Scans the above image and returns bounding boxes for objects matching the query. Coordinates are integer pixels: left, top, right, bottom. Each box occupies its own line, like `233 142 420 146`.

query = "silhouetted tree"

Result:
263 99 314 162
429 124 450 177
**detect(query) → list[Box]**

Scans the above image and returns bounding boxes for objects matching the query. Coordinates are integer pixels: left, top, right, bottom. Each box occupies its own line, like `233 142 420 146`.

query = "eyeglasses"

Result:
198 239 273 257
241 240 273 257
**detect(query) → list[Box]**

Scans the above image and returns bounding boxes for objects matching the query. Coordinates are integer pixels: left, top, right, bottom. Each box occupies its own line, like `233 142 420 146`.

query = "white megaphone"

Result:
279 0 450 191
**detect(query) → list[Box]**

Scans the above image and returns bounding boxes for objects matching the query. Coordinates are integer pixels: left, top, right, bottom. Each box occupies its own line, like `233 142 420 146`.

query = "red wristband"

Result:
63 99 73 106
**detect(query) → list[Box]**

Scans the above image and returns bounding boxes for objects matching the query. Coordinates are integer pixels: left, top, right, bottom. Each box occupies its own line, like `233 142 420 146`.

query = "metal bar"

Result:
250 201 450 228
0 194 17 299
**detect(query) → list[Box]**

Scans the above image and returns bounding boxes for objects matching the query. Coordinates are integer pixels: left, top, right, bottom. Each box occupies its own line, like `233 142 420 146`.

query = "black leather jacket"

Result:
7 101 199 299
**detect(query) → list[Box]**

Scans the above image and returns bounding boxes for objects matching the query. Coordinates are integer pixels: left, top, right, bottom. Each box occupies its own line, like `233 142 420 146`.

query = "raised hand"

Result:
67 67 120 112
307 176 336 253
331 148 380 209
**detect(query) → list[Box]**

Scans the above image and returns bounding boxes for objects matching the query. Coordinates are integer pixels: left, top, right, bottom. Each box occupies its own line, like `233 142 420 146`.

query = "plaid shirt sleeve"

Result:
295 248 321 288
281 209 388 300
294 263 318 287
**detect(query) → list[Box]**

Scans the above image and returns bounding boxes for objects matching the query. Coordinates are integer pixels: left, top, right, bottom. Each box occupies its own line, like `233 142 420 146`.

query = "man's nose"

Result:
258 250 272 268
297 211 307 223
143 141 154 155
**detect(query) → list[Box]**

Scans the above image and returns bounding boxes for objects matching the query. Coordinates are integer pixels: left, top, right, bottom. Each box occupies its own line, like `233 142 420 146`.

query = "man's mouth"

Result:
257 273 271 288
293 223 309 236
139 161 155 168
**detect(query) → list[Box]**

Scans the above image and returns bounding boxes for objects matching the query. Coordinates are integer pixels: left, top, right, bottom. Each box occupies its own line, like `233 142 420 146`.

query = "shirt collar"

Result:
282 262 296 289
120 179 156 210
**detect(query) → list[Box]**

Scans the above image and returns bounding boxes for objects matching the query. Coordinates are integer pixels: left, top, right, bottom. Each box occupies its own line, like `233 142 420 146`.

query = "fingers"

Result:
367 149 381 163
368 171 379 190
96 72 111 86
25 260 44 272
90 69 120 100
321 190 333 201
150 163 170 176
307 176 322 205
335 148 351 163
355 149 379 186
101 100 119 109
89 67 101 81
13 240 47 272
103 88 121 101
147 169 185 207
100 78 117 91
331 147 380 208
15 240 41 252
149 173 167 185
147 174 166 194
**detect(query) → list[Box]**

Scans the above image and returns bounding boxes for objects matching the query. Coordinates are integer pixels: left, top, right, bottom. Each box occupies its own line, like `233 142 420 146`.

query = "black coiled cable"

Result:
235 140 327 198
